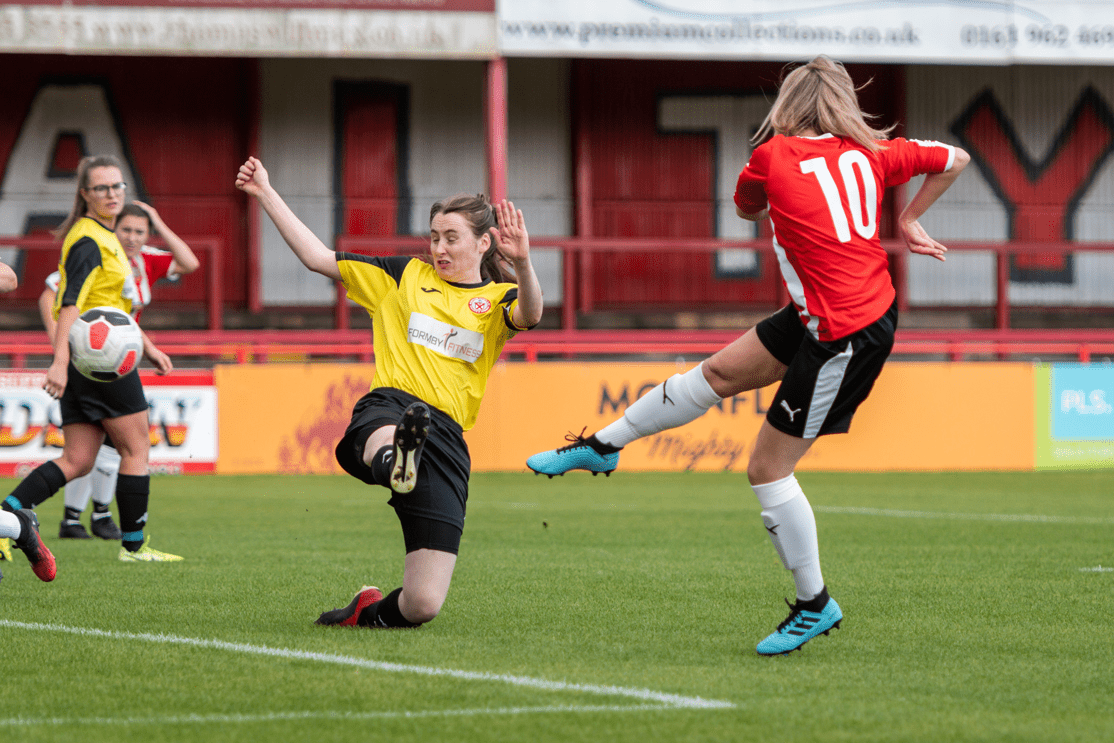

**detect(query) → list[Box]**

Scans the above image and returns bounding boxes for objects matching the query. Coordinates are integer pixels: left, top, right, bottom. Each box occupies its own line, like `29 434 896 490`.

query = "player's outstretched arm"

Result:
235 156 341 281
899 147 971 262
132 200 201 276
492 200 543 329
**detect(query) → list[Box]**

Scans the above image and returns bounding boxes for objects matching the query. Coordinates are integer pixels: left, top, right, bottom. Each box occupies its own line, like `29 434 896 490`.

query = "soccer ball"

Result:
68 306 143 382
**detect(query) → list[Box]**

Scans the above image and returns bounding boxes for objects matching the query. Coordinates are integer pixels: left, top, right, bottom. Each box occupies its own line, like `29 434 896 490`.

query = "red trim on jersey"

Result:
735 134 953 340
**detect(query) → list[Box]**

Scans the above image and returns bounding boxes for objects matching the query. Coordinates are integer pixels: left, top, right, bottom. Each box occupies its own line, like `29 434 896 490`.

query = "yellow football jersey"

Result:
338 254 530 431
53 217 134 319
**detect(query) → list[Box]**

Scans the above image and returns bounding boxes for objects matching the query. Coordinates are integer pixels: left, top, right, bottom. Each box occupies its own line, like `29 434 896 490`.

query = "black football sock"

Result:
116 474 150 552
585 435 621 455
357 588 423 628
91 502 112 521
798 586 830 613
369 446 395 488
63 506 83 523
5 460 67 512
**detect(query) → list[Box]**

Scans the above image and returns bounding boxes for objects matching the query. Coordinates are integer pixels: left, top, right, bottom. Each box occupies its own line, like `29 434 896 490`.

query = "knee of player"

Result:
746 453 778 486
702 358 752 398
113 437 150 460
701 358 731 390
71 461 96 479
402 588 447 624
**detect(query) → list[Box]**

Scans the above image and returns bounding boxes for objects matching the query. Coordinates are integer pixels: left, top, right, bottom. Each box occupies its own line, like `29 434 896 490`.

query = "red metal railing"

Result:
0 235 224 331
4 234 1112 365
2 327 1114 368
333 235 1114 331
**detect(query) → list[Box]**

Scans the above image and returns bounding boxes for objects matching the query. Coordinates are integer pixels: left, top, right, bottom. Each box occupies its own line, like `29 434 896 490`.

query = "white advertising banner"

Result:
0 371 217 476
0 4 496 58
499 0 1114 65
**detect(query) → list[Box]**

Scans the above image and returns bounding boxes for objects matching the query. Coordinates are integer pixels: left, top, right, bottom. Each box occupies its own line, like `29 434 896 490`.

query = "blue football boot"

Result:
526 429 620 478
756 589 842 656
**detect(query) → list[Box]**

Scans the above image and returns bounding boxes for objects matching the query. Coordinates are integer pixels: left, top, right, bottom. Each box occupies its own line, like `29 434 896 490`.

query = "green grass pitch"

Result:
1 470 1111 742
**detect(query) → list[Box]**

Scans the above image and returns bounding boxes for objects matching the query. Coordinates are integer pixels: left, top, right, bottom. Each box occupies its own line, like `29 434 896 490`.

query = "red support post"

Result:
572 60 594 329
246 58 263 318
485 57 508 206
561 240 577 332
996 246 1010 330
205 239 224 331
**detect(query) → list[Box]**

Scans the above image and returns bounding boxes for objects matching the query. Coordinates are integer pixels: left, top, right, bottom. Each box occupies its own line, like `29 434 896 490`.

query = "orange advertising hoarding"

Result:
216 361 1034 474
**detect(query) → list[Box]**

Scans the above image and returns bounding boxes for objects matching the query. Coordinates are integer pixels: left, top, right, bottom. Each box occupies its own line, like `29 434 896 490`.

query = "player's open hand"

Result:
492 200 529 263
900 218 947 262
235 157 270 197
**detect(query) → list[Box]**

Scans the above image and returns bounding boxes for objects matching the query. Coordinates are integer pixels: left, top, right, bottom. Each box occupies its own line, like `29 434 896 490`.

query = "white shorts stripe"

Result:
803 341 853 438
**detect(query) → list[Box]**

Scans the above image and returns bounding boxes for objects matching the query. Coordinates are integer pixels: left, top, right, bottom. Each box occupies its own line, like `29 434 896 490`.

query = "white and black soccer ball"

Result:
68 306 143 382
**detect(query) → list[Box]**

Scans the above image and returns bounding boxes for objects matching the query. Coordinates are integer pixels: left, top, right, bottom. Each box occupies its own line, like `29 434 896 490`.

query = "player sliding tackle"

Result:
237 156 542 629
528 56 969 656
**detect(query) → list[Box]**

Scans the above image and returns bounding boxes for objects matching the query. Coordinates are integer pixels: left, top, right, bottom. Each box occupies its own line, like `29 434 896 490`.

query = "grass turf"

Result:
0 470 1111 742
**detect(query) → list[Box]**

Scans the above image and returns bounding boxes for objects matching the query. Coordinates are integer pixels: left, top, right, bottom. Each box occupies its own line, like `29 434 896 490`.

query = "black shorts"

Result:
335 387 470 547
59 362 148 426
756 302 897 439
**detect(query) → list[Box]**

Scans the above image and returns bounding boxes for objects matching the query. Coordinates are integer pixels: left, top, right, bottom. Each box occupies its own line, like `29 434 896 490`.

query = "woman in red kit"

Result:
527 56 969 655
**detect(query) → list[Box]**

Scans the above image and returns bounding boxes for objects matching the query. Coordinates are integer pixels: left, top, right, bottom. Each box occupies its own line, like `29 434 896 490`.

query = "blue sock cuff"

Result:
4 495 23 511
121 530 144 543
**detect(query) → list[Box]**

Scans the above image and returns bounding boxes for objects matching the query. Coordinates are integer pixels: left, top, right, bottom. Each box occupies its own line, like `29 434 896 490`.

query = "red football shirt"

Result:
735 134 955 340
130 247 177 321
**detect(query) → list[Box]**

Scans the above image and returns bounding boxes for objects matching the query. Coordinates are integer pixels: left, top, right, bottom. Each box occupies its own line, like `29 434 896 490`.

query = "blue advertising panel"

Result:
1051 364 1114 441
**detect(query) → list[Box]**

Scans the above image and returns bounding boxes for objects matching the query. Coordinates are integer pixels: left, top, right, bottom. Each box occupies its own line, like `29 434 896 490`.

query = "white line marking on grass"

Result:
0 705 683 728
815 506 1114 525
0 620 735 711
1079 565 1114 573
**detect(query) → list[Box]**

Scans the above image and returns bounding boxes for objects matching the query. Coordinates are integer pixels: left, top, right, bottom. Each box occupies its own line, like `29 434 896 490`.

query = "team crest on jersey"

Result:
468 297 491 314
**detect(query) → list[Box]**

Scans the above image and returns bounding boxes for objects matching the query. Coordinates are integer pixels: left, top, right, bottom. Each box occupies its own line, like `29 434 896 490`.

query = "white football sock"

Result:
0 510 20 540
90 445 121 508
64 473 93 513
752 474 825 601
595 363 723 448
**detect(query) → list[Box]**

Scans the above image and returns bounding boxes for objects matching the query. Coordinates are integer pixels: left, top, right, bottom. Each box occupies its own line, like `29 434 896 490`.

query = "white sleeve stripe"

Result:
943 144 956 171
910 138 956 171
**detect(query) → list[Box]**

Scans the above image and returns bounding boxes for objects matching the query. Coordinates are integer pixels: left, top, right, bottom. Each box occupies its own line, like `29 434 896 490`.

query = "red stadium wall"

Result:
0 54 251 309
576 59 904 311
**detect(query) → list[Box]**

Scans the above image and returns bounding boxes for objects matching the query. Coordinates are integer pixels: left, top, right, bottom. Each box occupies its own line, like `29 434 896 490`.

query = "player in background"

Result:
39 201 199 540
236 156 542 629
1 155 182 575
527 56 970 655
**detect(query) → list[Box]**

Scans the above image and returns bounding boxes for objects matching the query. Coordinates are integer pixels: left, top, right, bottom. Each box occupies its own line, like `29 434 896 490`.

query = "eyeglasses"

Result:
87 182 127 196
